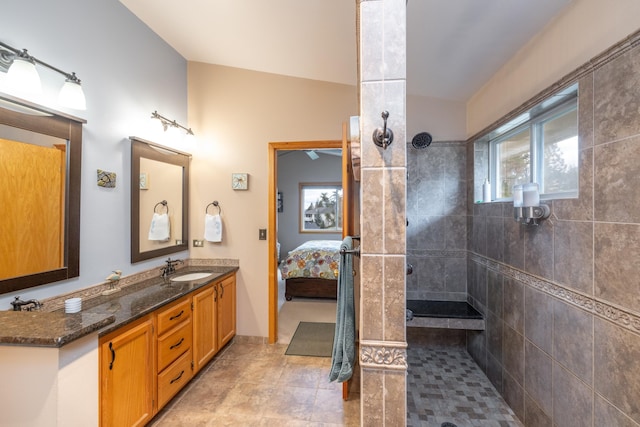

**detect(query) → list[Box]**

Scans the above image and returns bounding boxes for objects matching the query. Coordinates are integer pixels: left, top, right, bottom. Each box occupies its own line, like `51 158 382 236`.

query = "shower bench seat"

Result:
406 300 485 330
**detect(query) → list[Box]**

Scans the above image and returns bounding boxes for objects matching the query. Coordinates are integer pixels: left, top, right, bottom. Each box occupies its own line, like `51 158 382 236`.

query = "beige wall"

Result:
186 63 357 337
407 94 466 141
467 0 640 137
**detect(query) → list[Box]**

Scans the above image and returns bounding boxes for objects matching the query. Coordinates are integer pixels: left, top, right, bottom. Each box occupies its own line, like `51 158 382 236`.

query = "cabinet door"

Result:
100 317 155 427
217 275 236 348
192 284 217 372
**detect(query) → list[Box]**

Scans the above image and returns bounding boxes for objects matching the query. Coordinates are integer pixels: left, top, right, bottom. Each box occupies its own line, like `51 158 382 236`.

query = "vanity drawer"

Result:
157 320 192 372
158 348 193 410
156 296 191 336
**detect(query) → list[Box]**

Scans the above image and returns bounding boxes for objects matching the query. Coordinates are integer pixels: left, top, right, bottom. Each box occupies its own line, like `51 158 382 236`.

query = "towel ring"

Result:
154 200 169 214
205 200 221 214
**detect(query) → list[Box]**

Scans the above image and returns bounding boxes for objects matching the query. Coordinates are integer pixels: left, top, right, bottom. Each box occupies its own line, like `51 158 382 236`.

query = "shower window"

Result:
487 83 579 202
493 127 531 199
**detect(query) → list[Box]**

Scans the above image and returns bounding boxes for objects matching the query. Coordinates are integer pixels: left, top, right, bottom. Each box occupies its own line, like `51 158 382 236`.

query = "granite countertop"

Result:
0 266 238 348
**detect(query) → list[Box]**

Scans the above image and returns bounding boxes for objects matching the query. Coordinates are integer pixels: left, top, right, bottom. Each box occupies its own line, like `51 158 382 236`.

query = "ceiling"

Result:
120 0 572 102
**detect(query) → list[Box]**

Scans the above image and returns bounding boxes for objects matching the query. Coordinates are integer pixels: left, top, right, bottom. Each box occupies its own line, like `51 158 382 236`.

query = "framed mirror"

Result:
0 94 84 294
130 137 190 262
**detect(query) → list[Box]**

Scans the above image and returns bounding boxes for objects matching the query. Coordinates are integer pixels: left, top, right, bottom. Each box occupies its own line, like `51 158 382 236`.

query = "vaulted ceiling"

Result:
120 0 573 102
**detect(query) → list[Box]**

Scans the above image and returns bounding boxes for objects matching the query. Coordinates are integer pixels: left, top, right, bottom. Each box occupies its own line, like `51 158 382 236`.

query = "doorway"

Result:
267 140 344 343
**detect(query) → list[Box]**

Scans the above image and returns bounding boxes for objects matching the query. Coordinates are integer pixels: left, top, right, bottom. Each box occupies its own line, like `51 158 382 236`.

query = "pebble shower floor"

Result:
407 345 523 427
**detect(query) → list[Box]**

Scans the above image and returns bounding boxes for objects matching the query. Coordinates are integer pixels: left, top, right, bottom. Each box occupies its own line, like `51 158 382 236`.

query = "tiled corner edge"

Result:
360 339 408 370
469 253 640 336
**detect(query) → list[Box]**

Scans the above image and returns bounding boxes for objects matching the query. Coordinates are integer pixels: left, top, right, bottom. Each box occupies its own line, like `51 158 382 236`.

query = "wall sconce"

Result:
0 41 86 110
151 110 194 136
513 183 550 225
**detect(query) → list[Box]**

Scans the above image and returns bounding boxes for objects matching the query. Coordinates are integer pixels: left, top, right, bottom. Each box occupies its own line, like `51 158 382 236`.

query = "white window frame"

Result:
488 85 579 202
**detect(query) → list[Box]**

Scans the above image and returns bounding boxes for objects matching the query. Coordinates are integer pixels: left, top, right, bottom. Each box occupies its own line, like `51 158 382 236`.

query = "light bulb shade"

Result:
7 57 41 95
58 79 86 110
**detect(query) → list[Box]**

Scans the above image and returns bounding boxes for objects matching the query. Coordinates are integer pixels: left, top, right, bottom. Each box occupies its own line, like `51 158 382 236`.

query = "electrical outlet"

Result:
193 239 204 247
259 229 267 240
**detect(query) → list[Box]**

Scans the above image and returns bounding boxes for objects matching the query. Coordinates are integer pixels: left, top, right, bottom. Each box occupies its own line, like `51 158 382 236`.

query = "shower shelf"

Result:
406 300 485 331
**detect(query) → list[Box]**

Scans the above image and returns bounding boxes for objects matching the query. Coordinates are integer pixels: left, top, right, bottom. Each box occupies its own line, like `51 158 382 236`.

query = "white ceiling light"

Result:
58 73 86 110
6 52 41 96
0 41 86 110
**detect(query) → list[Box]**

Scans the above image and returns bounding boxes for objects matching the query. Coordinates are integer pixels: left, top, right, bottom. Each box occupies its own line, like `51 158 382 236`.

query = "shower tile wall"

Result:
466 32 640 427
358 0 408 425
407 141 467 301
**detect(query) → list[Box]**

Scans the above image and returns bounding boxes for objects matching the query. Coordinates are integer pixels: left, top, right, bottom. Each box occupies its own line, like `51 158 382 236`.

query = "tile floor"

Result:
149 338 361 426
150 277 522 426
407 343 524 427
150 334 523 427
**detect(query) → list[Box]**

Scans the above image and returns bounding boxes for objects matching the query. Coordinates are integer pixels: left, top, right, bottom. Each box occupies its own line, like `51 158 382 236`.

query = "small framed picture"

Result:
140 172 149 190
277 191 284 212
232 173 248 190
97 169 117 188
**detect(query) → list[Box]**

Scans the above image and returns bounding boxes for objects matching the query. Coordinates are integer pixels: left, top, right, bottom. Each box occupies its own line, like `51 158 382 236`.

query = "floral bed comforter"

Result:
279 240 341 280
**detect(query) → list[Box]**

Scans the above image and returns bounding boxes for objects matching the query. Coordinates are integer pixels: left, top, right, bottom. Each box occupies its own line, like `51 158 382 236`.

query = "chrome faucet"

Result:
11 296 43 311
160 258 183 278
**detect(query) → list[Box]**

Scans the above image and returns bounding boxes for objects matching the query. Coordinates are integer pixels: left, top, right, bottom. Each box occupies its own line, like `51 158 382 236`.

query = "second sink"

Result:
170 272 213 282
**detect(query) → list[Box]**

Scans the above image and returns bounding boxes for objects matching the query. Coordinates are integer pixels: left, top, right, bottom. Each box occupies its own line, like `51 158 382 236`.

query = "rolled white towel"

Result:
204 213 222 242
148 213 170 241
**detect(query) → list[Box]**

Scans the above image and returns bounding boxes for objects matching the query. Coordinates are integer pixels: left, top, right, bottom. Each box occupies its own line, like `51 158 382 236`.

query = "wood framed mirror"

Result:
0 94 84 294
130 137 190 263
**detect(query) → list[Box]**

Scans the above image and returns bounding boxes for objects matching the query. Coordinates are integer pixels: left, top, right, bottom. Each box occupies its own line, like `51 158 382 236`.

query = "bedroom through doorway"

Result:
267 138 351 344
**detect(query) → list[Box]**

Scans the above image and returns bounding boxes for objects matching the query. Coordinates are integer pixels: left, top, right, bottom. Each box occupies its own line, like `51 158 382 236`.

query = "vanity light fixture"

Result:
151 110 195 136
513 182 550 225
0 40 86 110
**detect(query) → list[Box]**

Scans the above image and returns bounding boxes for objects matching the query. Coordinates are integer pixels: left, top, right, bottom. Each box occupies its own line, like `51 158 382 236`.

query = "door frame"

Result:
267 139 344 344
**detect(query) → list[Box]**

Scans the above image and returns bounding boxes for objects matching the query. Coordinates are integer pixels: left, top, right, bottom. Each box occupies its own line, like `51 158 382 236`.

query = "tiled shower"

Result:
407 30 640 426
407 140 468 302
467 32 640 426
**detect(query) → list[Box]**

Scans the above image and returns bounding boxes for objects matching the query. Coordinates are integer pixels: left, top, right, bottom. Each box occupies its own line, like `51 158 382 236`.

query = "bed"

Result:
279 240 342 300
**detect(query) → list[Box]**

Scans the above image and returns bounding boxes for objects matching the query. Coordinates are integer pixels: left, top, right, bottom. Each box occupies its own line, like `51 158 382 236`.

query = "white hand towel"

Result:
148 213 171 241
204 213 222 242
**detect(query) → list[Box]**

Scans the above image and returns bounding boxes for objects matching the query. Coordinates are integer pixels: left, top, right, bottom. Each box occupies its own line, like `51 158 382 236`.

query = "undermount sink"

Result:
170 272 213 282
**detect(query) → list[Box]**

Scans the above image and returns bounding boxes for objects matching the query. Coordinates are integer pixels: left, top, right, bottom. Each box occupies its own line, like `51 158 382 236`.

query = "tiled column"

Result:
358 0 407 425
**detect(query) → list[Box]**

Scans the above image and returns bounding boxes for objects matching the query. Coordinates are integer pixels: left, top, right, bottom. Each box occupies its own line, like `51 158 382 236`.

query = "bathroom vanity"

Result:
100 272 236 426
0 264 237 427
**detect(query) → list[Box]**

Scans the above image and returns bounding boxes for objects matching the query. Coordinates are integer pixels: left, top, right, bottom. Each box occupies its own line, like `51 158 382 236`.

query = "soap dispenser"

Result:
483 179 491 203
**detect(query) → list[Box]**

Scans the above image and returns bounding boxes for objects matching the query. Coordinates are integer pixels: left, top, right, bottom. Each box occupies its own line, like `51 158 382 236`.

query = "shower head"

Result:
411 132 432 149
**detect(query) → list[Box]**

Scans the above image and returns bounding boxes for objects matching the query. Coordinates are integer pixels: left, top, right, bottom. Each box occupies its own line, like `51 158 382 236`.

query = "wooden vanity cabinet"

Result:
99 316 155 427
192 283 218 371
217 274 236 348
193 274 237 370
155 295 193 410
99 273 236 426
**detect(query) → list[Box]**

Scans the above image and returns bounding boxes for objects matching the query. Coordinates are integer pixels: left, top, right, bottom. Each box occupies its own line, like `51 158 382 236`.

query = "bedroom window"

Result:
299 182 343 233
